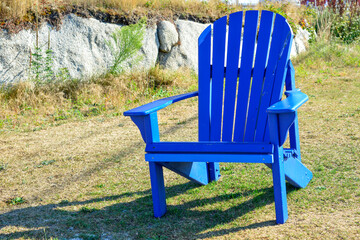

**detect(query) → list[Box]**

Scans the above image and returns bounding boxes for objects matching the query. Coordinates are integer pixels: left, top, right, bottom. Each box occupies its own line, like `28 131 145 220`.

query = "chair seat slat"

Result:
146 153 273 164
146 142 273 154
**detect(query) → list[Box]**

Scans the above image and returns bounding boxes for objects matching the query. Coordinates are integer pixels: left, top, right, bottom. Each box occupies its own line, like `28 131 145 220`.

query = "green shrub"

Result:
326 0 360 44
331 15 360 44
106 18 146 75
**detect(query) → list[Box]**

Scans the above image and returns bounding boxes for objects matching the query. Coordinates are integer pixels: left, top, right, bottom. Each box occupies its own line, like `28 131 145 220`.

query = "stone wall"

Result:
0 14 309 84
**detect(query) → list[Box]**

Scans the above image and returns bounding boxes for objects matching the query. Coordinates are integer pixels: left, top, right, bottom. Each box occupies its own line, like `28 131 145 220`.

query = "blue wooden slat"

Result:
161 162 209 185
254 14 289 142
124 92 198 116
222 11 243 142
244 11 274 142
146 142 273 153
198 25 212 142
149 162 167 218
210 15 227 142
146 153 273 164
264 26 294 141
208 16 227 181
264 155 313 189
283 156 313 188
233 11 259 142
269 18 292 105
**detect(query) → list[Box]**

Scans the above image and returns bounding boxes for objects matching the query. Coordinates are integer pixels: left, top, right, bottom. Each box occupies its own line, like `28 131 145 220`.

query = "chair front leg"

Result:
149 162 167 218
272 146 288 224
268 113 289 224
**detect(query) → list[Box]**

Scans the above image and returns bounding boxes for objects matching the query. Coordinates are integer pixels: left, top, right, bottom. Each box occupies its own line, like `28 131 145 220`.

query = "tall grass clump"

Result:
312 7 333 41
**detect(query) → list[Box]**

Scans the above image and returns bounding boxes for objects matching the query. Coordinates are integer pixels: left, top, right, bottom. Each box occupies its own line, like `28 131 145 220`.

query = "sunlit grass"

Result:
0 40 359 239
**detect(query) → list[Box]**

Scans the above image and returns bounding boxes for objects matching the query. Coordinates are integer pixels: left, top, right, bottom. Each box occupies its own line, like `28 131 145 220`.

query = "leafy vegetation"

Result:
315 0 360 43
332 14 360 43
6 197 26 205
106 17 146 74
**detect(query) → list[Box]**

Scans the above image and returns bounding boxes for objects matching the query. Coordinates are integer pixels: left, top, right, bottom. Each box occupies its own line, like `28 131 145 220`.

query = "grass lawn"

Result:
0 42 359 239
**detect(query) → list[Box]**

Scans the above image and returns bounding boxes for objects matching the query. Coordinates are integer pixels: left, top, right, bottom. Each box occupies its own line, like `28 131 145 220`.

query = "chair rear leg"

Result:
149 162 167 217
272 146 288 224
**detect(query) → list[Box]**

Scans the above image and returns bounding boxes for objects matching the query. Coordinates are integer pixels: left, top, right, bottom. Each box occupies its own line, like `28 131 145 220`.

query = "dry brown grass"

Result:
0 0 232 19
0 66 197 131
0 0 32 19
0 0 313 32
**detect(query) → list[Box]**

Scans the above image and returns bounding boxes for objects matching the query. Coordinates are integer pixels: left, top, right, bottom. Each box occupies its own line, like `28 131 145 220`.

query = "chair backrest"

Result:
198 10 293 143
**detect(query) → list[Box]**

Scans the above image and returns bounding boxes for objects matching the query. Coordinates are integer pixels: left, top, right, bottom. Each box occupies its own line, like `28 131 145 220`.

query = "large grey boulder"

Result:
0 14 159 83
158 20 209 71
157 21 178 53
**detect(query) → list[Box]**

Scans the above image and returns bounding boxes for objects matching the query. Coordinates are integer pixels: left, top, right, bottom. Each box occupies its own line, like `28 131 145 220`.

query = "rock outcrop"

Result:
0 14 310 84
0 14 159 83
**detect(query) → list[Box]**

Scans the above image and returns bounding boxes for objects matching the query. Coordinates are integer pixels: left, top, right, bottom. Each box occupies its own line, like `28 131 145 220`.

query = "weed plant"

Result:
106 17 146 74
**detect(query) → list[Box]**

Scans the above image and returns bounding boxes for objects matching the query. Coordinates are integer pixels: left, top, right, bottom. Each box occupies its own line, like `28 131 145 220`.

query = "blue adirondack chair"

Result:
124 10 313 224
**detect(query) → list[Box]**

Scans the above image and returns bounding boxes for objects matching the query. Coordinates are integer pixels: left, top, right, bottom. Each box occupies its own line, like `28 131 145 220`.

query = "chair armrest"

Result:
267 89 308 114
267 89 308 146
123 91 198 116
